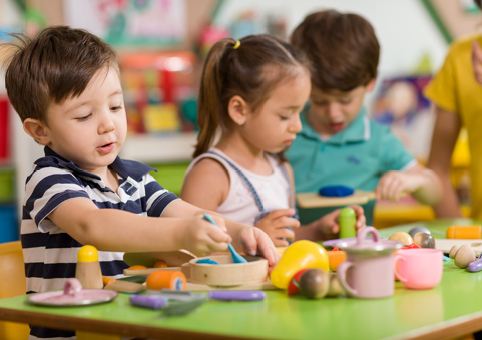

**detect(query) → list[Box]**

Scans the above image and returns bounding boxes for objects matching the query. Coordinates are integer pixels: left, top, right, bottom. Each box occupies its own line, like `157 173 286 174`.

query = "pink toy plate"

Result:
27 278 117 307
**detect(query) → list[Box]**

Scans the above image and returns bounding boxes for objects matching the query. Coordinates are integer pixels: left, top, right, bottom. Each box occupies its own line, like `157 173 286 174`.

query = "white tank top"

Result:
185 148 292 226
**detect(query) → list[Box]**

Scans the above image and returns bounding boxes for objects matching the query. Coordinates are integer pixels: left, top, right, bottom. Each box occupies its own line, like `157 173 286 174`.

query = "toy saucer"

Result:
27 278 117 307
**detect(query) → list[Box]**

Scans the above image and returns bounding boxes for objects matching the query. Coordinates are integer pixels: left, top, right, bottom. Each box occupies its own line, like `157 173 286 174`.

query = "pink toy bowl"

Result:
394 248 443 290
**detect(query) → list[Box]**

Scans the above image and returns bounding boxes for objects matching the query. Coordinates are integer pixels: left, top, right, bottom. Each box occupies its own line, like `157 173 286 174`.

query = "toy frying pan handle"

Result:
357 226 379 246
337 261 358 297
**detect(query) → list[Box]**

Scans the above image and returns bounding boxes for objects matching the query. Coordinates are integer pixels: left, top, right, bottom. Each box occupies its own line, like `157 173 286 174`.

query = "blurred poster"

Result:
64 0 186 47
372 75 435 161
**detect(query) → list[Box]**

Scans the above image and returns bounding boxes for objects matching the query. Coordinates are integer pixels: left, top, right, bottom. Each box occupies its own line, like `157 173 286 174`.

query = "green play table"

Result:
2 219 482 340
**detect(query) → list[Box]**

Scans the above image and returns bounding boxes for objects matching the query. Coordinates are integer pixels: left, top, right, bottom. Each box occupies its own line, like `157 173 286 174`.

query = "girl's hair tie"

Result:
233 40 241 49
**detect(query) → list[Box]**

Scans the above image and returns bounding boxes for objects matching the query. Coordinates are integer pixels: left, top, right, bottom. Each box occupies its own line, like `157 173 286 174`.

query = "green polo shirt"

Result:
286 106 415 226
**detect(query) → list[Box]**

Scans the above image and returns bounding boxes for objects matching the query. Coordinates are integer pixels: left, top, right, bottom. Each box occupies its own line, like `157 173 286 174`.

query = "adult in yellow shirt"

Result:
425 31 482 219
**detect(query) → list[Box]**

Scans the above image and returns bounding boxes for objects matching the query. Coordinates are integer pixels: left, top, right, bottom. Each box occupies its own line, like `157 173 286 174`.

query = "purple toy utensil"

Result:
129 294 168 310
208 290 267 301
468 256 482 272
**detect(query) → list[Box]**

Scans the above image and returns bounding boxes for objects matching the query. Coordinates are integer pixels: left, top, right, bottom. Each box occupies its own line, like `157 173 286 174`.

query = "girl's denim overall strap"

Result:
205 151 266 216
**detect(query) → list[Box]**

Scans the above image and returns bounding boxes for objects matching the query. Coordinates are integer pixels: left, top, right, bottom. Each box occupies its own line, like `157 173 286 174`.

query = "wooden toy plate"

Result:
297 190 376 208
188 255 269 287
435 239 482 256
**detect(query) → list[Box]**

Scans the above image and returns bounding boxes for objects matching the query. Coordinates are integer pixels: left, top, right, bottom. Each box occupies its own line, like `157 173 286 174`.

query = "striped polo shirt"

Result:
21 146 179 296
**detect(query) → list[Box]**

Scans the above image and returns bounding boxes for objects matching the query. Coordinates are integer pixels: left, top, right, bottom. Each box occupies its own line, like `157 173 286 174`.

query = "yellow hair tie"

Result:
233 40 241 49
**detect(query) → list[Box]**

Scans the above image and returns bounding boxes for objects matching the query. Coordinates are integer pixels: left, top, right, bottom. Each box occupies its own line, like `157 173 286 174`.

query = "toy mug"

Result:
394 248 443 290
336 226 402 299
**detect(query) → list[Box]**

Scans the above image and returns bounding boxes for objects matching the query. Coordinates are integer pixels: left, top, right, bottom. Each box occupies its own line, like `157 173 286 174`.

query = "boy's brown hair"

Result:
2 26 119 124
291 10 379 92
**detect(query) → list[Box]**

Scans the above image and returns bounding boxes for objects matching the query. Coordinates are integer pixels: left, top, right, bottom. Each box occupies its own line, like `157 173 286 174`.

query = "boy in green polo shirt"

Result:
286 10 442 226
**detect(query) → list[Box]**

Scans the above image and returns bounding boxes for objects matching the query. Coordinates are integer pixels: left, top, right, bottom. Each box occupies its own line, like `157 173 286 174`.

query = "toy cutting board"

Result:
435 239 482 256
297 190 377 208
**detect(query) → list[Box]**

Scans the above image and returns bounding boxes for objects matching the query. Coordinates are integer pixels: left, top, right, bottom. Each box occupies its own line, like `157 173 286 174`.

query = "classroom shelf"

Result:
119 132 197 163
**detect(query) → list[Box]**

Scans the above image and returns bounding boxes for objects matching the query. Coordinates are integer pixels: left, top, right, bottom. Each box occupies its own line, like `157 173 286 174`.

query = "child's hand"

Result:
236 226 280 273
180 215 232 256
311 205 366 239
376 171 421 201
254 209 300 247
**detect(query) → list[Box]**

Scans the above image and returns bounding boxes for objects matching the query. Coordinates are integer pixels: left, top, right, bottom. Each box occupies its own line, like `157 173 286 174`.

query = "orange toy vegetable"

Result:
154 260 168 268
327 251 346 272
128 265 148 270
146 270 186 291
446 225 482 239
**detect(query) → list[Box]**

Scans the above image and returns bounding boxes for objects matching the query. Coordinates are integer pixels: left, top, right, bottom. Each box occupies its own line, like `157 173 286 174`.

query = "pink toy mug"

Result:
337 226 402 299
394 248 443 290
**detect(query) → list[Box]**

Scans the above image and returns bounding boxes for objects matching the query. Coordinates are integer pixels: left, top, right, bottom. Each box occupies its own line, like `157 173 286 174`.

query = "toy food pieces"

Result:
451 244 477 269
328 250 346 272
319 185 354 197
75 245 103 289
270 240 329 289
299 269 330 299
446 225 482 239
408 226 431 238
288 269 344 299
339 207 357 239
388 232 414 246
146 270 186 291
413 232 435 249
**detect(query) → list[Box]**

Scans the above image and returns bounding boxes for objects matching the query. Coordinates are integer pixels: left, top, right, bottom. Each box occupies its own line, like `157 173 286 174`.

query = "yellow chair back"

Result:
0 241 29 340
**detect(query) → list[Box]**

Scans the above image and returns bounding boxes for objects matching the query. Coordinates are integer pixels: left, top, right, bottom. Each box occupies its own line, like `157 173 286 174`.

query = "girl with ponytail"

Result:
181 35 365 245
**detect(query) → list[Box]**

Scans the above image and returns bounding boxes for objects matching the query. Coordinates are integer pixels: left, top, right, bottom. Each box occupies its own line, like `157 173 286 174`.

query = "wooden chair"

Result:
0 241 29 340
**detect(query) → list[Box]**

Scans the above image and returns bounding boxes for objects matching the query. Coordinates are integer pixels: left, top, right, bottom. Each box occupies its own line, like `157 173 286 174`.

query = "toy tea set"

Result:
32 213 482 317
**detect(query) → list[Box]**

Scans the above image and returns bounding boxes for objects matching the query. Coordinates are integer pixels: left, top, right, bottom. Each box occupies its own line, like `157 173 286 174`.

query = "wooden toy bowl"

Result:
188 255 269 287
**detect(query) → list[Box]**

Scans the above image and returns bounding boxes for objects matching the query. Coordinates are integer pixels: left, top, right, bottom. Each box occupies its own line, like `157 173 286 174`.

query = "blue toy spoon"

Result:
202 214 247 264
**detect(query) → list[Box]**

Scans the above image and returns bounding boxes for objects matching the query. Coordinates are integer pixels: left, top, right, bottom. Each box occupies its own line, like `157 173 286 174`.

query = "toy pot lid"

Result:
335 226 402 256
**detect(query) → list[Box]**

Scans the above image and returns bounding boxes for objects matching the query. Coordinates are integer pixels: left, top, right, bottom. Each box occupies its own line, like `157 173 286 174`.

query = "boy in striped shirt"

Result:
3 26 278 339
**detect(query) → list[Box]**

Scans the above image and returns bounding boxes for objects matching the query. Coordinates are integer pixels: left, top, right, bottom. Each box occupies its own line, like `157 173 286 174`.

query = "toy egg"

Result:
299 268 330 299
454 245 476 269
449 245 461 259
413 232 435 249
388 232 414 246
408 226 431 239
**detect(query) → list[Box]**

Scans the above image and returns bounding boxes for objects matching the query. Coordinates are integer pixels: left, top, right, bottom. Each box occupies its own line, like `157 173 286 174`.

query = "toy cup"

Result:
336 226 402 299
394 248 443 290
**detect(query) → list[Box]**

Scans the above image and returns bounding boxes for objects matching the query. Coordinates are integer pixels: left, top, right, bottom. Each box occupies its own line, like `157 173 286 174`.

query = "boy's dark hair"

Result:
194 34 310 158
291 10 379 92
2 26 119 124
